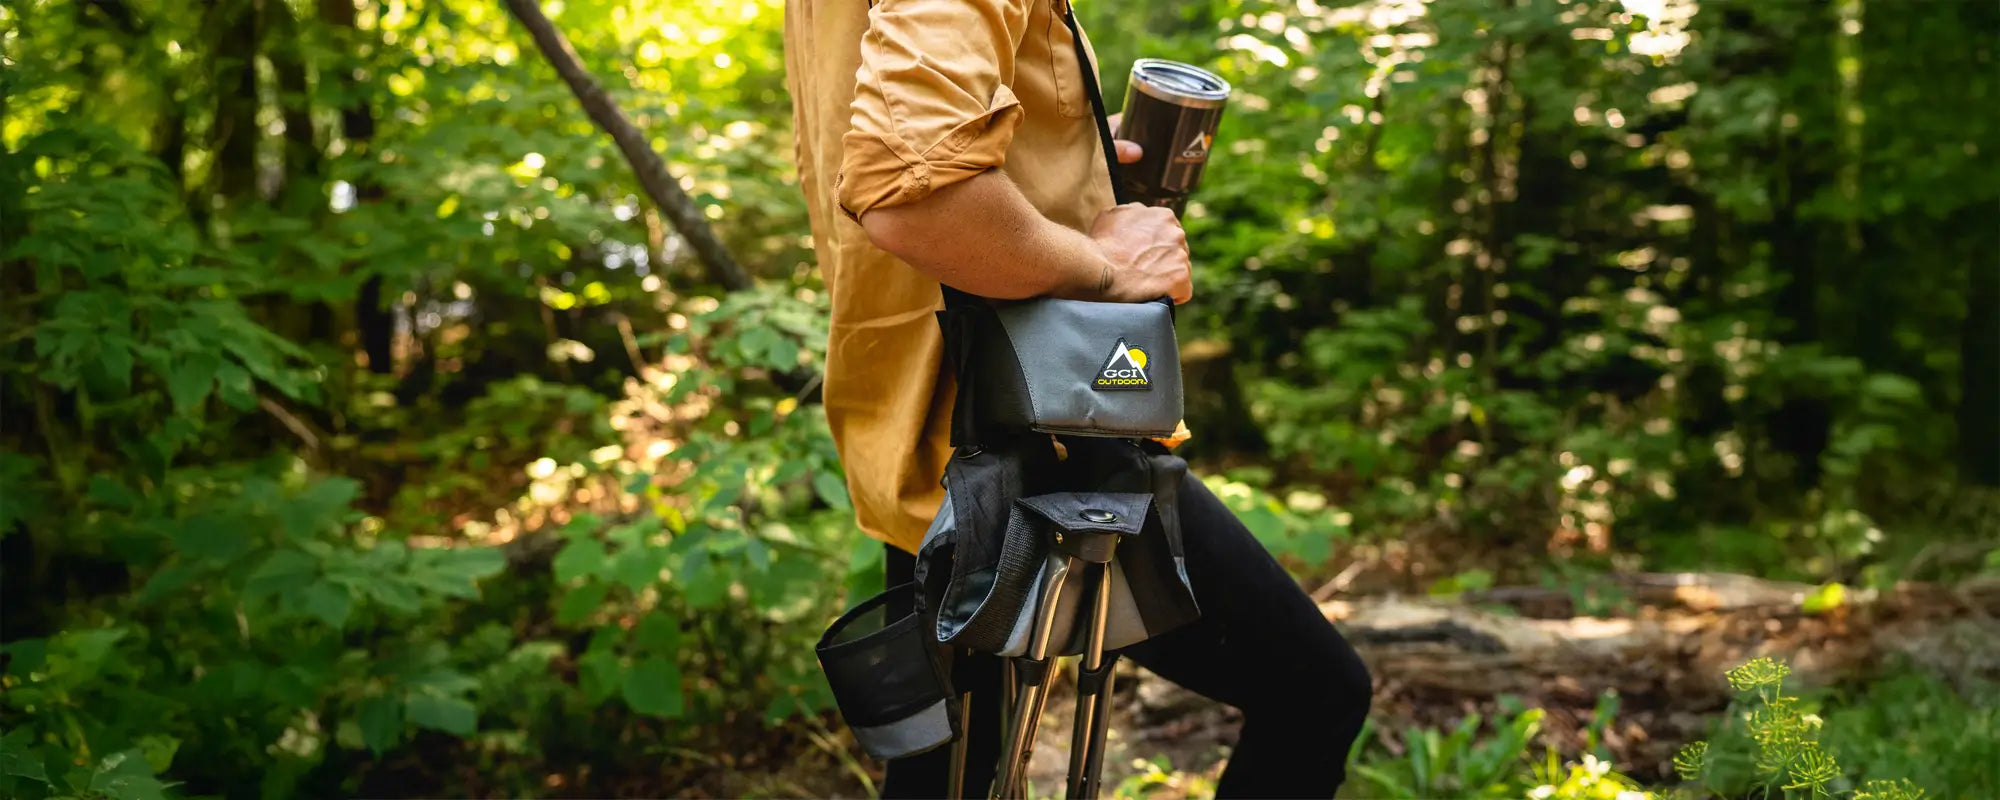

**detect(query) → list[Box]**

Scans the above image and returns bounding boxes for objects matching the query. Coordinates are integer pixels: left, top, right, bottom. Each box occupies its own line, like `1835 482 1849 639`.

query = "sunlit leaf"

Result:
553 538 608 584
611 545 666 592
812 472 850 511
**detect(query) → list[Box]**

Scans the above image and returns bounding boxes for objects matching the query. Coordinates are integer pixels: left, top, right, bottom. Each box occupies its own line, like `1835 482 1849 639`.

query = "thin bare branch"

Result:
502 0 754 292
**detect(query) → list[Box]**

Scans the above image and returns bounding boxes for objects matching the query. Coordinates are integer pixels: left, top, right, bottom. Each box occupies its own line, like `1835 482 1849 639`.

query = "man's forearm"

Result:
859 170 1109 301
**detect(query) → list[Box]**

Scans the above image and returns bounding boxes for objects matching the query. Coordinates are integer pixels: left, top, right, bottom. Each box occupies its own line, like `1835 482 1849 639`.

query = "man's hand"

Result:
1109 113 1142 165
856 115 1174 304
1063 114 1189 304
1076 203 1193 304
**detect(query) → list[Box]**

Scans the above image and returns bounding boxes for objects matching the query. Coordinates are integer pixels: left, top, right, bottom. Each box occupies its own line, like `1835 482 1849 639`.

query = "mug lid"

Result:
1131 58 1231 107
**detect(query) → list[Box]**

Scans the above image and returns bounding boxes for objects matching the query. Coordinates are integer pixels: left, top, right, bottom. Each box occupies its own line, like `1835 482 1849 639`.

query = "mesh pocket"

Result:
815 582 955 760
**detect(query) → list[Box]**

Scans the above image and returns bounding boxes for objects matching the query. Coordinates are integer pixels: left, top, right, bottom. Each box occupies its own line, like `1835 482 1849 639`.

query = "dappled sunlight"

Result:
5 0 1995 795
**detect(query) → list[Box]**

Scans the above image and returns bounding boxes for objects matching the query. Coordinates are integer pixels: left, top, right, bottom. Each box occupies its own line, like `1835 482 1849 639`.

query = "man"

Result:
782 0 1373 795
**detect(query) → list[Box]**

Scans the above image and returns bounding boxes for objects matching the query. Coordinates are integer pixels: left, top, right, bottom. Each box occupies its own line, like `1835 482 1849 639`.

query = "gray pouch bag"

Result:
940 292 1184 439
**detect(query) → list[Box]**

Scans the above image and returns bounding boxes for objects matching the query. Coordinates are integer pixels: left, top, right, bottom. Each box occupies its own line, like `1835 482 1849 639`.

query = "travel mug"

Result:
1114 59 1231 215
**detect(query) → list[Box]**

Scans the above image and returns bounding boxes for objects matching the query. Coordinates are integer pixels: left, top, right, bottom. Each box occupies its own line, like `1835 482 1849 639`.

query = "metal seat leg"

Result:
947 689 972 800
1065 562 1118 799
990 556 1075 799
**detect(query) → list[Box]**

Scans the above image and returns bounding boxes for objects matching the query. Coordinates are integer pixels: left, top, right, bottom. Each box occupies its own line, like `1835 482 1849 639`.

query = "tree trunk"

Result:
1764 5 1838 493
206 0 261 204
264 0 320 201
503 0 753 292
1961 253 2000 486
320 0 395 375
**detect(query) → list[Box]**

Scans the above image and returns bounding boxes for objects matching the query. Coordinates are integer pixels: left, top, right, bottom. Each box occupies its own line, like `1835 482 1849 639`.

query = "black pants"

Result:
881 474 1373 799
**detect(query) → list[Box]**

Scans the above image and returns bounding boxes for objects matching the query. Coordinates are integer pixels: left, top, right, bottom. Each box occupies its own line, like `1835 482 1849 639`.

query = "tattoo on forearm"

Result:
1098 263 1112 295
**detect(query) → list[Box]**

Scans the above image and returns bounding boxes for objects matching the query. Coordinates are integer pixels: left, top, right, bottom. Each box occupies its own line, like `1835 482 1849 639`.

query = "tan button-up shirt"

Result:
785 0 1116 552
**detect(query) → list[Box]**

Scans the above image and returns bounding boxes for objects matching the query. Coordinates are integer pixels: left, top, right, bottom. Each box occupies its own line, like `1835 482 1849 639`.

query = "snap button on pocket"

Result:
1080 508 1118 523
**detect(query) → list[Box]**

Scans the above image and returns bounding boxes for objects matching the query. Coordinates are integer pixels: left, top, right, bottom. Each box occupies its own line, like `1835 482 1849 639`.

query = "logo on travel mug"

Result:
1115 59 1231 214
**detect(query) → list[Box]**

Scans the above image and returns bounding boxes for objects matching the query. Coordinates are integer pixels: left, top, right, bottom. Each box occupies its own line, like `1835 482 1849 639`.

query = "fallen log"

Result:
1098 575 2000 786
1311 576 2000 779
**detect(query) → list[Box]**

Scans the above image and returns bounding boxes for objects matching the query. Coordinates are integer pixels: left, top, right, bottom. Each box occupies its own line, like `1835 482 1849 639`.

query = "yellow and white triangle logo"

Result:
1093 338 1152 391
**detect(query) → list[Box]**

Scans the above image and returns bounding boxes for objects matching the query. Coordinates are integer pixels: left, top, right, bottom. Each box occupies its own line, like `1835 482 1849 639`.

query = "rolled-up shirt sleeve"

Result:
836 0 1031 219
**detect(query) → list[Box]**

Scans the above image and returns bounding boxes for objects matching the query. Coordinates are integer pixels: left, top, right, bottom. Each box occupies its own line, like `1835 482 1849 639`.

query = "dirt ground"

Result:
674 570 2000 799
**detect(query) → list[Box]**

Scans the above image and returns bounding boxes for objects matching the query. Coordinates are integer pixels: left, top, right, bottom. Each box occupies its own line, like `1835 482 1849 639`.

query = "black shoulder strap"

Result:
1060 0 1130 206
931 0 1131 448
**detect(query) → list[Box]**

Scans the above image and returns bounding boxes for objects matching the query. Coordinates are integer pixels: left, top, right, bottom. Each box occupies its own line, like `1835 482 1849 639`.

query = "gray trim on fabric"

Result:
997 549 1156 658
851 698 955 761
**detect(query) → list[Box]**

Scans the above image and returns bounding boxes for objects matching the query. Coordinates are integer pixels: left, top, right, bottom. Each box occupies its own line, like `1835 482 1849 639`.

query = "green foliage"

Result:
1344 696 1652 800
0 737 174 800
1201 471 1349 566
1817 668 2000 798
1111 755 1217 798
1670 657 1988 800
1081 0 1997 582
5 0 1995 794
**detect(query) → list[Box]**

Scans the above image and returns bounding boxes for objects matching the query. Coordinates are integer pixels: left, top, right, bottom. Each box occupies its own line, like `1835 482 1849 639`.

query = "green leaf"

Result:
812 472 851 511
92 770 169 800
134 736 176 776
61 628 128 671
0 729 48 783
743 538 772 574
365 578 424 616
404 669 480 696
357 697 402 754
411 547 508 599
89 750 166 800
405 694 477 736
1863 373 1922 403
214 361 256 409
1294 531 1332 567
87 476 142 511
301 582 353 628
281 478 360 540
553 538 608 584
610 545 666 593
246 549 318 600
97 338 135 394
1 638 48 677
166 352 220 415
172 512 249 563
634 614 681 655
677 549 727 610
556 581 609 625
620 656 685 718
1801 582 1846 615
577 640 621 705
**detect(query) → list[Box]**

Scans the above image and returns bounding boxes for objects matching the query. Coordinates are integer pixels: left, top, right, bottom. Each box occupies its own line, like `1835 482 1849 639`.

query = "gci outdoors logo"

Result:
1178 132 1212 161
1092 338 1151 391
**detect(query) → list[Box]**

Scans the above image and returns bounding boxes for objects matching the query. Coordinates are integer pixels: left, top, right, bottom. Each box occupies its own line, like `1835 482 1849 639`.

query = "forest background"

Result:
3 0 1997 797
